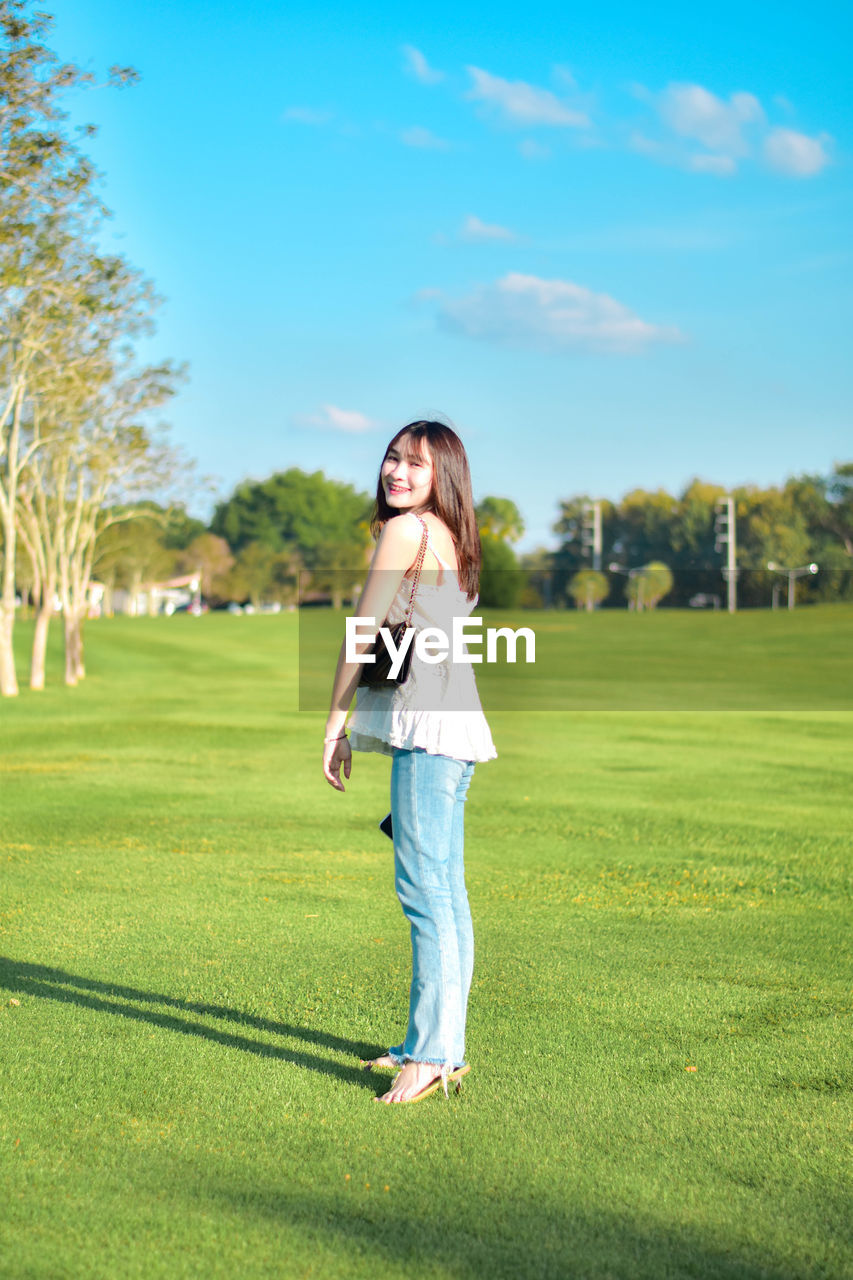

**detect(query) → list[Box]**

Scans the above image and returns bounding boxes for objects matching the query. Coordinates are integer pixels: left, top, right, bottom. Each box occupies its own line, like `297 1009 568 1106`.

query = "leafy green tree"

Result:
268 547 302 606
826 463 853 555
568 569 609 611
479 533 521 608
783 465 853 603
616 489 679 568
211 469 372 567
211 469 373 607
808 542 853 603
476 496 525 543
226 541 276 608
162 506 207 550
626 562 673 611
735 486 810 607
668 478 728 605
518 546 555 608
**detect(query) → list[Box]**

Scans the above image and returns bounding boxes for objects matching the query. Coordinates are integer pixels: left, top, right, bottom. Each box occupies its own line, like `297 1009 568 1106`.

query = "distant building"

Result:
113 573 201 617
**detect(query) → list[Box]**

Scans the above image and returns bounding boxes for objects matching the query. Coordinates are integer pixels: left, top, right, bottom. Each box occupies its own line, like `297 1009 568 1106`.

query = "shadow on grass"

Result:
200 1176 834 1280
0 956 379 1090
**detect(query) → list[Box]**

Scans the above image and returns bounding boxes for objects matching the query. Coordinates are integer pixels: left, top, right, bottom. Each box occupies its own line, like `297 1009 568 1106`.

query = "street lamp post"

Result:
714 497 737 614
582 501 603 571
766 562 818 610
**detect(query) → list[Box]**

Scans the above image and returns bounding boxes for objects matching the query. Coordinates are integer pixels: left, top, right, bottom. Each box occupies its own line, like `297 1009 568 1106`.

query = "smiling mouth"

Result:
387 485 409 494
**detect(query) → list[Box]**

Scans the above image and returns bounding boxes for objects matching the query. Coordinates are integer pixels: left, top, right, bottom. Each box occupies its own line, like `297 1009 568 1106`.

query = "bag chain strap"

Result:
403 516 429 627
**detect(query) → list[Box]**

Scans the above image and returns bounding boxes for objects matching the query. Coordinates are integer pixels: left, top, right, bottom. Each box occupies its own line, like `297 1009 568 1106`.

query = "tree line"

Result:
542 469 853 610
84 461 853 619
82 479 529 612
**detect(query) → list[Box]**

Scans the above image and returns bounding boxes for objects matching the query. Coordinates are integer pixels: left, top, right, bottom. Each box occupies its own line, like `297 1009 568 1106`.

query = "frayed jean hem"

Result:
387 1047 467 1070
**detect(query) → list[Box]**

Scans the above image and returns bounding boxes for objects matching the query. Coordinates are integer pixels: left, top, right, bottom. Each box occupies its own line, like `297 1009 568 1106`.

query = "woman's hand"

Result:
323 734 352 791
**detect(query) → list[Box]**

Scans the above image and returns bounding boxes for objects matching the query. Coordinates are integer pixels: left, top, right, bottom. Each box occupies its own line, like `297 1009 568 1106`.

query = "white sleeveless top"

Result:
348 514 497 763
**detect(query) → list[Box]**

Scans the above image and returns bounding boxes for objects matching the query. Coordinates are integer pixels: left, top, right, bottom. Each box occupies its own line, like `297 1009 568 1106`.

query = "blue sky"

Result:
49 0 852 549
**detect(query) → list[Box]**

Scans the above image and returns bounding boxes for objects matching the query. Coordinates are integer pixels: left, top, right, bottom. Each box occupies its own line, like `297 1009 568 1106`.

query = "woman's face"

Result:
381 439 434 513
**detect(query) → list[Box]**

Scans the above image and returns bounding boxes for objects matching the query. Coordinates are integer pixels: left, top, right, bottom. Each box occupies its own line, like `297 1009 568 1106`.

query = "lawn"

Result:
1 610 851 1279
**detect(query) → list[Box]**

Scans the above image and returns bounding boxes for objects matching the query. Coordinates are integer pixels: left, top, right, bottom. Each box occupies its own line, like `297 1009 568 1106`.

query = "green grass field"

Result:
2 611 851 1279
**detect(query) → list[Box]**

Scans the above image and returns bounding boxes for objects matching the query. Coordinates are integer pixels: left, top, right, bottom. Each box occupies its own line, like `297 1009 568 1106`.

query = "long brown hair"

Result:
371 420 481 599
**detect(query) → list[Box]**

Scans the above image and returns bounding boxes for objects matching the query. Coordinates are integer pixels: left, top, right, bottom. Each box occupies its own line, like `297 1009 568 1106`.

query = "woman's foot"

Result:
360 1054 397 1071
375 1060 443 1104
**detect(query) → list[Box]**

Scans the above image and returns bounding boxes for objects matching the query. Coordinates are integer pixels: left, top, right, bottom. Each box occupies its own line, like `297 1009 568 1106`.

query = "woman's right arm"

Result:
322 515 423 791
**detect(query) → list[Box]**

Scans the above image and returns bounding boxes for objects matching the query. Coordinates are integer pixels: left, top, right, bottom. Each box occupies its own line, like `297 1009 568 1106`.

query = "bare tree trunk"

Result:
128 567 143 615
0 605 17 697
29 559 58 692
0 383 26 697
17 505 50 691
58 545 76 687
30 602 52 690
74 613 85 680
63 612 79 686
71 532 94 680
0 515 19 696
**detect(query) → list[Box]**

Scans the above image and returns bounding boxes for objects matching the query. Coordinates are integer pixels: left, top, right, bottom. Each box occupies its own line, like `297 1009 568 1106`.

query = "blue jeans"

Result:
387 747 476 1070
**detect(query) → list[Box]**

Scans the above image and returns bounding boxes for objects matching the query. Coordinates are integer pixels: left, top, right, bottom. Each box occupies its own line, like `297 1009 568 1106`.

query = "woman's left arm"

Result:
322 515 422 791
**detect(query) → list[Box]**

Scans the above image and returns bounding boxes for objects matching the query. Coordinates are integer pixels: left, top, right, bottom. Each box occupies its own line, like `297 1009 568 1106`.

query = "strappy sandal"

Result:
373 1063 471 1104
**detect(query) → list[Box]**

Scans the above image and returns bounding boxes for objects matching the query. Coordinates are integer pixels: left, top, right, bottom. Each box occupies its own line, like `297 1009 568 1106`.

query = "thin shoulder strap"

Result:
403 515 429 625
407 510 454 571
428 543 454 571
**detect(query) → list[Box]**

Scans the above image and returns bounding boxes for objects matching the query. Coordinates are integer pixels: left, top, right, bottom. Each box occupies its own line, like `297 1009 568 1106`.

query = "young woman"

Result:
322 420 496 1104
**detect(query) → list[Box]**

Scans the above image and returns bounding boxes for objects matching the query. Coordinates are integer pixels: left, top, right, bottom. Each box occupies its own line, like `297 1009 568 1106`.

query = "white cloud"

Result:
460 215 517 242
657 83 763 155
283 106 333 126
633 80 829 180
402 45 444 85
763 128 831 176
688 153 737 176
400 125 451 150
466 66 589 127
435 272 683 353
304 405 378 433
